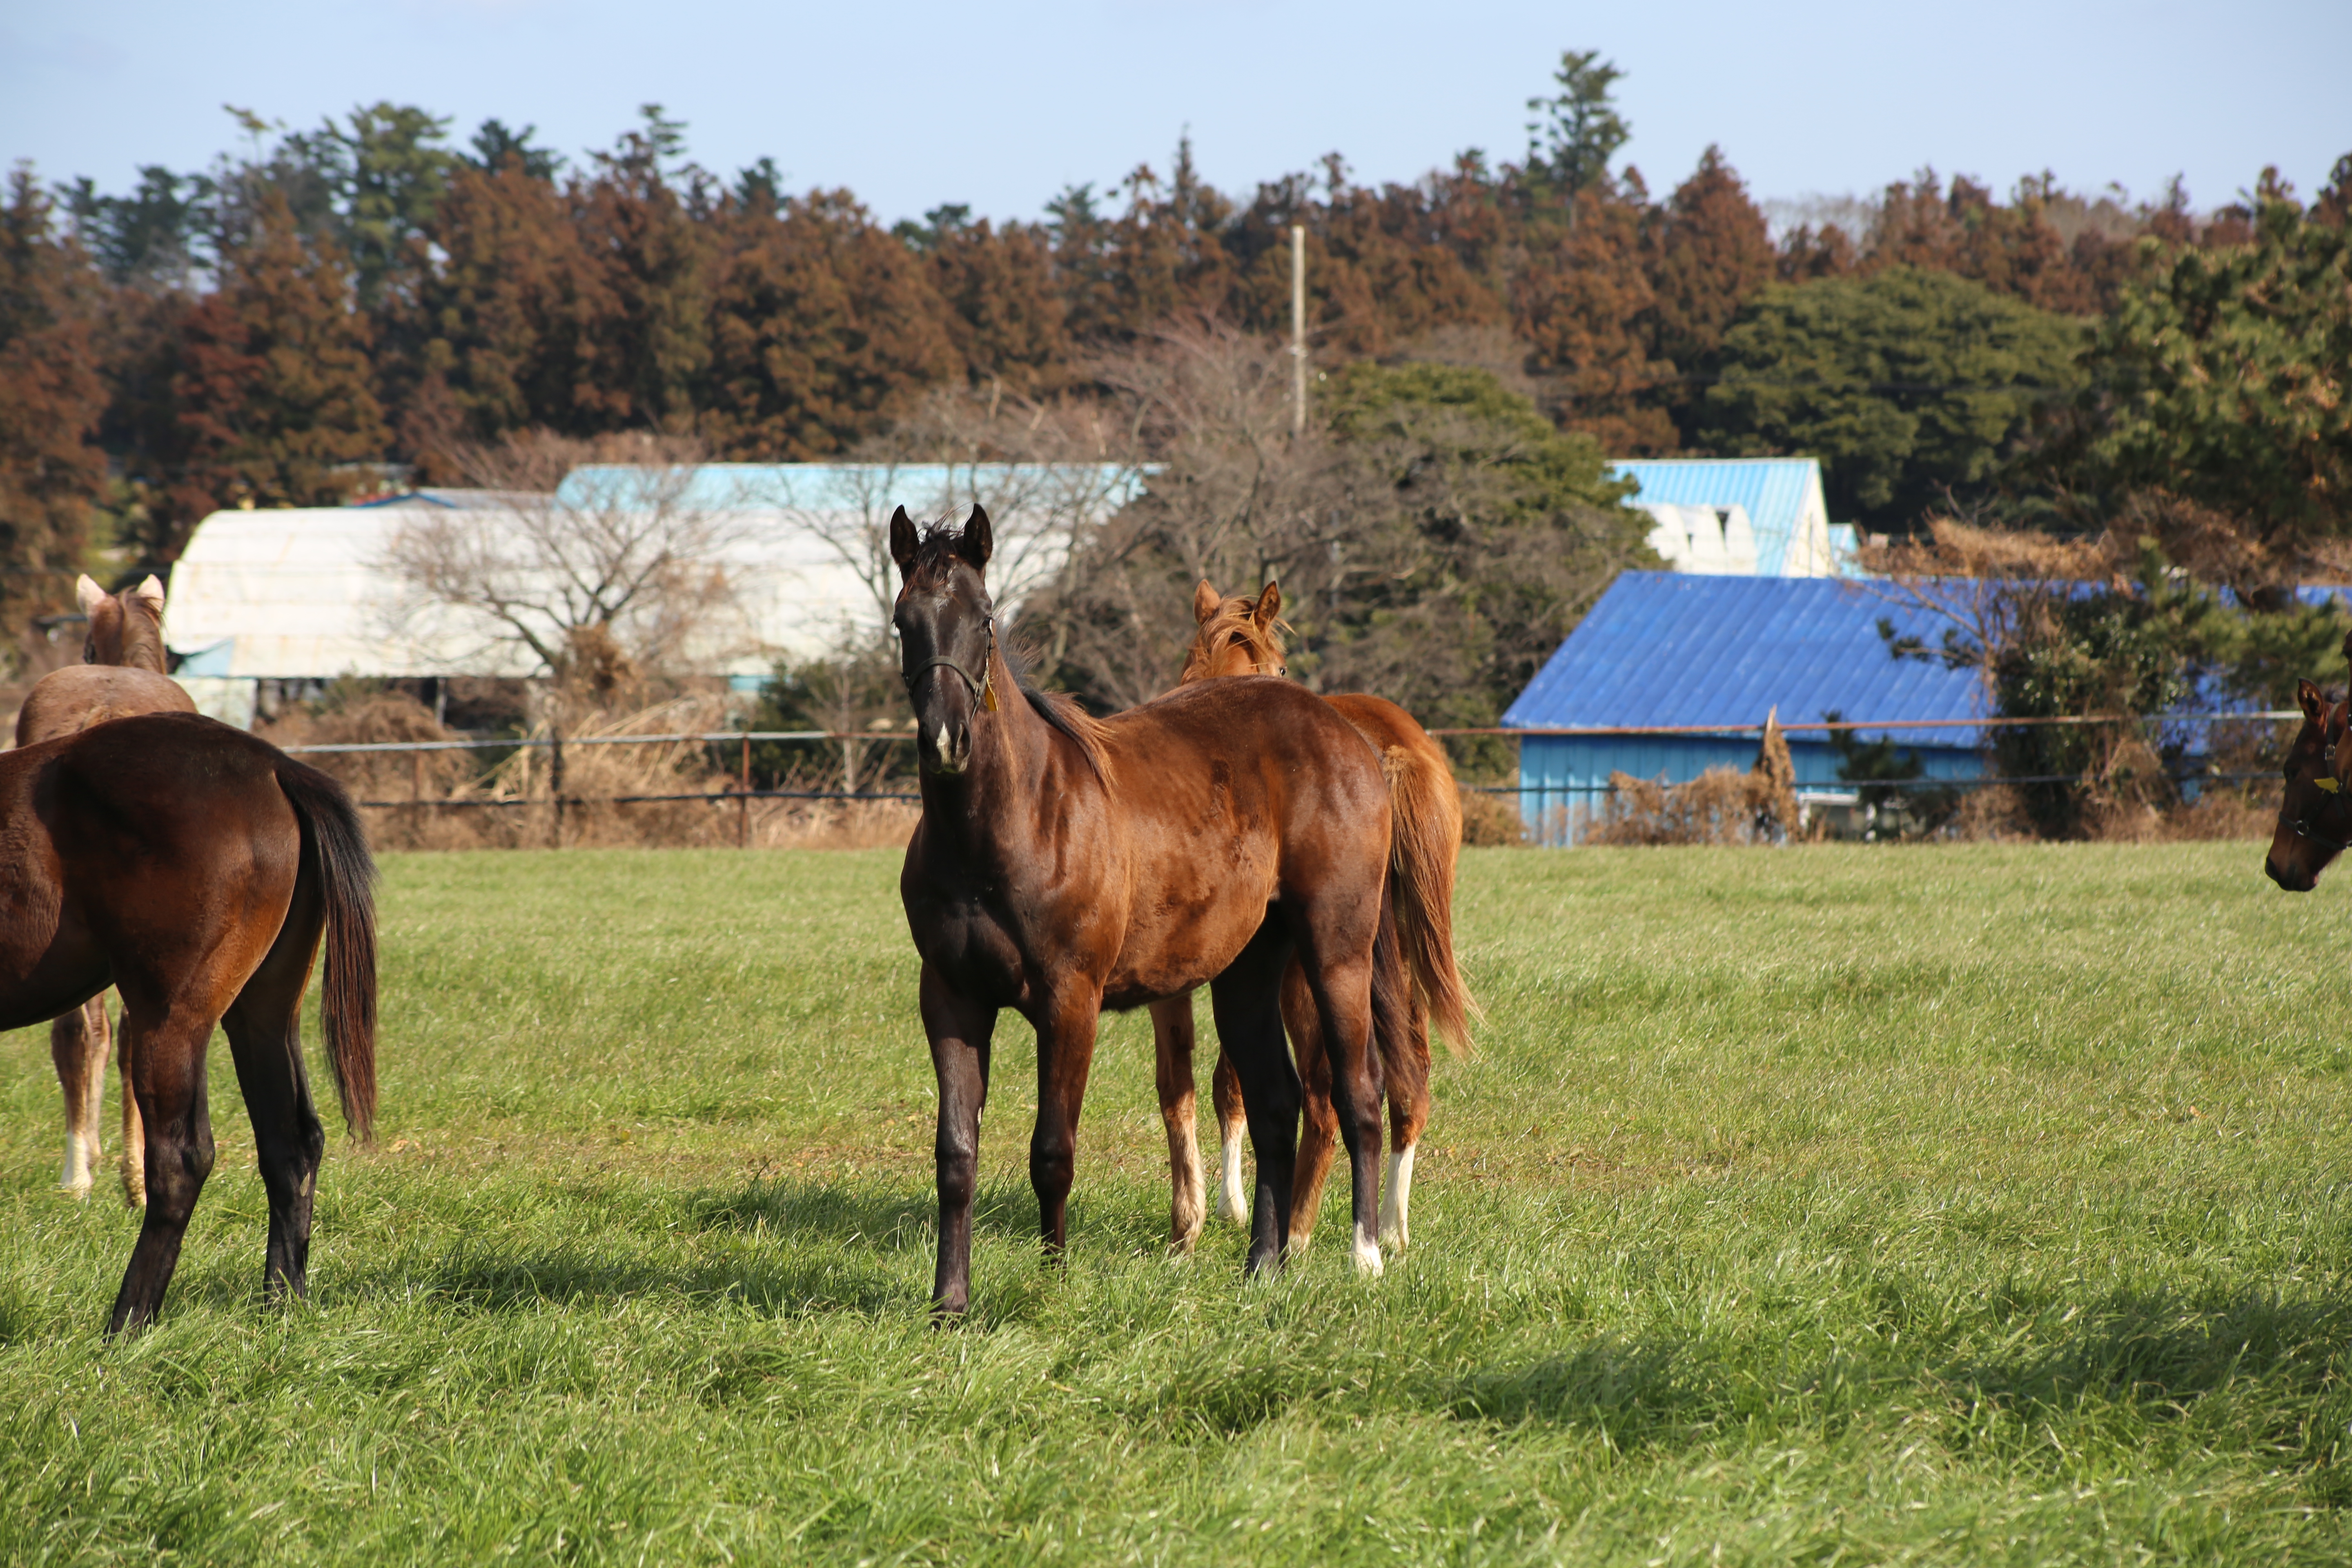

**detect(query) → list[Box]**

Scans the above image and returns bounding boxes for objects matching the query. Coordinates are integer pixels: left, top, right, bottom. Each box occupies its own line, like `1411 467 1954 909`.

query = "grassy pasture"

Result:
1 841 2350 1564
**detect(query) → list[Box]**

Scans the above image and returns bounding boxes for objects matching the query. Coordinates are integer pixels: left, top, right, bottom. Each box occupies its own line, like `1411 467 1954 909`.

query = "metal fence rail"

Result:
274 713 2300 846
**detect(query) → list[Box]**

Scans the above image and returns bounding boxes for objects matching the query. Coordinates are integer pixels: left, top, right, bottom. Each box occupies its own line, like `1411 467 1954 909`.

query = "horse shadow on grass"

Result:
181 1178 1063 1324
1443 1285 2352 1477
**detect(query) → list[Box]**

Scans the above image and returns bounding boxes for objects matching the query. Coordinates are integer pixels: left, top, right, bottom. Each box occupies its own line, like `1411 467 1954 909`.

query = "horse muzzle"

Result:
922 718 974 777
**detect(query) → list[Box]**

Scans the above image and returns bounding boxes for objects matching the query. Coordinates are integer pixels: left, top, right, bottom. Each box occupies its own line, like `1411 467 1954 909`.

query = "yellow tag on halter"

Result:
982 677 999 713
2319 776 2341 793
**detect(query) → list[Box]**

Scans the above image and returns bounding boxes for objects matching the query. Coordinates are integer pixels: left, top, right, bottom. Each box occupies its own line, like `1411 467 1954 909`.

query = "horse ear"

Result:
1193 580 1221 624
1254 581 1283 627
132 575 165 617
75 575 107 615
958 504 993 572
889 507 919 576
2301 679 2328 728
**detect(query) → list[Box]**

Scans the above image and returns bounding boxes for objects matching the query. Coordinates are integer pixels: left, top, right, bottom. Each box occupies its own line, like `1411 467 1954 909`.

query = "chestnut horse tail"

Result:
1381 739 1479 1056
275 759 379 1140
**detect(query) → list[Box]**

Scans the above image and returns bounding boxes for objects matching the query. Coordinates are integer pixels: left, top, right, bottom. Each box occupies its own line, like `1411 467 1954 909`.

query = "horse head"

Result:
2265 676 2352 891
890 504 998 777
78 575 168 672
1180 579 1288 683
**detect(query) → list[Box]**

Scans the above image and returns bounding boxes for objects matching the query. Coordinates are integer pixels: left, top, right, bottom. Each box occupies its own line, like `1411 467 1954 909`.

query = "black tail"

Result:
274 759 378 1140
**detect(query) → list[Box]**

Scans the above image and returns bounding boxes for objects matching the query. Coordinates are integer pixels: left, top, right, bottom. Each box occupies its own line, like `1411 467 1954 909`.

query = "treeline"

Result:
10 53 2341 633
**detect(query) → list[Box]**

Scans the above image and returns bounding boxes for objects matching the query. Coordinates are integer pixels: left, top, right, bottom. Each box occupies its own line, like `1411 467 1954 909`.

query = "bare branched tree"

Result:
753 391 1151 653
379 431 752 692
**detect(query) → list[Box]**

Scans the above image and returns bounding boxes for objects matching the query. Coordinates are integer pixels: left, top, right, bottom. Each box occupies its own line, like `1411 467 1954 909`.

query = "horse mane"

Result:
1188 590 1291 679
1001 634 1111 781
907 522 1110 780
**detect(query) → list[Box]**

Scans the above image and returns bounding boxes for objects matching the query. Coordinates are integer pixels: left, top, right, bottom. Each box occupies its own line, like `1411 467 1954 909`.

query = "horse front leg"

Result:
1149 994 1205 1252
920 963 996 1319
1030 991 1102 1264
51 996 110 1197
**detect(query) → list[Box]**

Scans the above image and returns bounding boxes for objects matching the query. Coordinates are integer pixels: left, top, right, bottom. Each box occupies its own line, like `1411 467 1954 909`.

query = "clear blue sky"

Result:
6 0 2346 225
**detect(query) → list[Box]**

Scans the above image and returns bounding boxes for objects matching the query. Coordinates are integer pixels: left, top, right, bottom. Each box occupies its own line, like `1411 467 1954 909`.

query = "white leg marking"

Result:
1380 1145 1415 1250
1216 1135 1249 1224
1167 1116 1204 1250
60 1131 94 1197
1352 1218 1384 1278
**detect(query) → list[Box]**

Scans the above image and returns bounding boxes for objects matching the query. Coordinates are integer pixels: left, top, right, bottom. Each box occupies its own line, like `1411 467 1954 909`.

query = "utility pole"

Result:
1290 222 1307 436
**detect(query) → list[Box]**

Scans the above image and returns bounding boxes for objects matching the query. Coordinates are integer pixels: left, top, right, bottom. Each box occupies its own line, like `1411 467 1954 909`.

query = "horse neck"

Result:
920 651 1068 863
103 602 168 673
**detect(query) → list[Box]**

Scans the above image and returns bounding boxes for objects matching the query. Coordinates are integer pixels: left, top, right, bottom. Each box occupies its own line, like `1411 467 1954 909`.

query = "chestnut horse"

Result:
1151 580 1475 1253
14 575 195 1202
893 506 1394 1314
0 711 376 1334
2264 649 2352 891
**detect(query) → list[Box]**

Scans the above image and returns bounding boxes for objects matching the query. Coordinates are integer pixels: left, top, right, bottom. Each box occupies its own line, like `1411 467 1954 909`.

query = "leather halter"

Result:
2293 813 2352 854
902 614 998 712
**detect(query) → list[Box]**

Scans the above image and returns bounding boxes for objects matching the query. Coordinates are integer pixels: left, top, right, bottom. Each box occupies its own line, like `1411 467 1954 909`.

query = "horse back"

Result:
15 665 196 748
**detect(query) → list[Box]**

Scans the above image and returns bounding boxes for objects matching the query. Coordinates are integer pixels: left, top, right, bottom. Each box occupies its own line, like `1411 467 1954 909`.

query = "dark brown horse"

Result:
2265 666 2352 891
1151 579 1476 1254
0 711 377 1334
893 506 1394 1313
15 574 195 1202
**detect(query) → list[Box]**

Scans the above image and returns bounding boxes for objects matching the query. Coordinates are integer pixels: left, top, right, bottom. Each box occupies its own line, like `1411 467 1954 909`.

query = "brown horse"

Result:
1151 580 1475 1254
14 575 196 1202
2265 662 2352 891
0 711 376 1334
893 506 1394 1313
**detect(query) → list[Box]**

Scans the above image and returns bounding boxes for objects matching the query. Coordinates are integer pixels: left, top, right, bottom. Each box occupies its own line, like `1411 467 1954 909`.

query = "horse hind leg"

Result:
1281 960 1339 1253
51 997 110 1196
1209 922 1300 1276
1150 995 1206 1252
1211 1049 1249 1225
108 1002 218 1335
1381 993 1433 1252
1292 926 1386 1280
220 871 330 1305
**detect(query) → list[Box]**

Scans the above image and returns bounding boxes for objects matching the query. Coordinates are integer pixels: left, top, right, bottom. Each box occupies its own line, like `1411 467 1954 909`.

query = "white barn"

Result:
163 463 1145 704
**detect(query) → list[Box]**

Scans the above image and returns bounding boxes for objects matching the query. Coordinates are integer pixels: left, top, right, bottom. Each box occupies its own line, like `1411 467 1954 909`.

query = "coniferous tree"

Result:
0 170 107 642
702 189 959 456
160 191 386 551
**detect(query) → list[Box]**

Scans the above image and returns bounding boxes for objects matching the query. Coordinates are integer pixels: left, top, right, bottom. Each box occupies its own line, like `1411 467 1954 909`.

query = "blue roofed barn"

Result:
1501 572 1985 842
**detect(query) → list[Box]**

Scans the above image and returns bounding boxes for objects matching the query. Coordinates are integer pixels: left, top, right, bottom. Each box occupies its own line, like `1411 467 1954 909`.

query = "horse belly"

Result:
1098 858 1278 1010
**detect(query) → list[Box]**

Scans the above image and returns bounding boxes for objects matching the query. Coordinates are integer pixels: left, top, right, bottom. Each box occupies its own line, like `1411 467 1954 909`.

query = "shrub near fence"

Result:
263 693 922 852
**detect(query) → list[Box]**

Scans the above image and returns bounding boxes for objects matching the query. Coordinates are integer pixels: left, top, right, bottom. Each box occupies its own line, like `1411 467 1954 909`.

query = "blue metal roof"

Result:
1610 459 1825 577
1502 571 1986 746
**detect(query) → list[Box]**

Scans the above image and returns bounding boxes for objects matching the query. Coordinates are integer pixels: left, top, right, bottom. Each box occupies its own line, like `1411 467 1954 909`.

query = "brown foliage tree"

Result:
1512 187 1677 452
0 169 107 644
702 190 961 457
403 156 612 459
1646 147 1774 376
158 191 386 557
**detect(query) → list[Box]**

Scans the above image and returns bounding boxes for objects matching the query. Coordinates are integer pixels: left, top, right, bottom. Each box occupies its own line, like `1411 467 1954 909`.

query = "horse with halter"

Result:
0 710 377 1333
2263 632 2352 892
892 506 1395 1313
1150 580 1476 1254
14 575 197 1202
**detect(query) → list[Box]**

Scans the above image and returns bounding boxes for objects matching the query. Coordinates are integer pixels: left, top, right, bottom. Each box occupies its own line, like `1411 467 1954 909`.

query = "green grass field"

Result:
2 841 2350 1564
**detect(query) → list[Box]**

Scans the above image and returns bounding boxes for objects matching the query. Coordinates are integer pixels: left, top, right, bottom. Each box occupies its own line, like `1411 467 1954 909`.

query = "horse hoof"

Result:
1352 1227 1385 1278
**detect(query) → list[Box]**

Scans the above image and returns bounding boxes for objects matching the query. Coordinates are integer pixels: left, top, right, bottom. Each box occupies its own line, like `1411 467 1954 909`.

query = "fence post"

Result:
738 732 751 849
549 723 565 849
